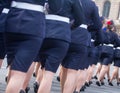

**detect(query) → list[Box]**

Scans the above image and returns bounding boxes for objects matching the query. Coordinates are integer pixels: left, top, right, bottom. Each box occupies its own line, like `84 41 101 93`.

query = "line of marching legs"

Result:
4 57 120 93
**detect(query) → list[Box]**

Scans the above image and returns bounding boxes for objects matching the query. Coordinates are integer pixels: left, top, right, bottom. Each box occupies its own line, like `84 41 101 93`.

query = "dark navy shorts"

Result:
0 13 8 32
34 52 41 62
5 6 45 72
88 46 99 66
39 38 69 73
83 55 89 69
5 33 43 72
97 45 102 63
0 13 8 59
0 33 6 59
62 43 88 70
114 58 120 67
101 54 113 65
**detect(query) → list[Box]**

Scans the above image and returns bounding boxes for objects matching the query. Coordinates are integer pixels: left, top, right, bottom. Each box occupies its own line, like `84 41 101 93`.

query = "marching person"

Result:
36 0 86 93
93 17 108 80
96 20 120 86
5 0 46 93
109 36 120 86
0 0 11 68
74 0 102 92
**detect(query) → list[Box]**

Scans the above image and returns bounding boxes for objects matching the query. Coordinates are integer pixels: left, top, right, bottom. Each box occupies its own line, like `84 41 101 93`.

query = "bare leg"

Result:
6 70 26 93
34 62 41 77
86 65 95 83
33 65 43 93
37 70 54 93
35 66 43 84
5 66 11 84
75 70 86 92
110 66 119 83
60 66 67 93
0 59 3 68
95 63 102 77
116 70 120 83
22 62 35 90
62 69 77 93
98 65 109 82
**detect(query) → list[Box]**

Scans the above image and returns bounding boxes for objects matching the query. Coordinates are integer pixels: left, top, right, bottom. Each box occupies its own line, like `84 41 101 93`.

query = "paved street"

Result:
0 59 120 93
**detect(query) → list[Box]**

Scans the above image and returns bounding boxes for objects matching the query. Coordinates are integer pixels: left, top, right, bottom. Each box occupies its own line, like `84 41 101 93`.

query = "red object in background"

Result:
106 20 112 25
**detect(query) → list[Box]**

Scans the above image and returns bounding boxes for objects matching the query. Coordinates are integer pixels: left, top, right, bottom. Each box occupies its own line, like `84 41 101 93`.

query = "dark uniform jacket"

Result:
81 0 102 46
0 0 11 14
6 0 46 37
0 0 12 32
45 0 85 42
102 31 120 46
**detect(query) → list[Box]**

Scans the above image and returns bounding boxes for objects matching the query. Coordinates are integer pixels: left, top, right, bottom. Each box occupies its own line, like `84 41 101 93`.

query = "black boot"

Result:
83 85 86 89
33 72 36 77
25 87 30 93
85 82 90 87
117 82 120 86
92 75 98 79
5 76 8 82
96 81 101 86
33 82 39 93
109 82 113 86
80 86 85 92
19 90 25 93
56 76 60 82
101 81 105 85
89 81 93 85
73 91 79 93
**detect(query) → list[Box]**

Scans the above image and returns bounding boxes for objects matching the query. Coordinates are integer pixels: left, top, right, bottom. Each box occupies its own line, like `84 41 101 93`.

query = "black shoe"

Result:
19 90 25 93
83 85 86 89
93 75 98 79
33 82 39 93
5 76 8 82
101 81 105 85
89 81 93 85
80 86 85 92
25 87 30 93
109 82 113 86
96 81 101 86
108 79 110 82
85 82 90 87
33 72 36 77
56 76 60 82
73 91 79 93
117 82 120 86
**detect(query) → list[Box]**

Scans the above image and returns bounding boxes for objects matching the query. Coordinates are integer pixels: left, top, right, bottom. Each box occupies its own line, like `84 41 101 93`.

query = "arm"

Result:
88 3 102 32
114 33 120 46
72 0 86 28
